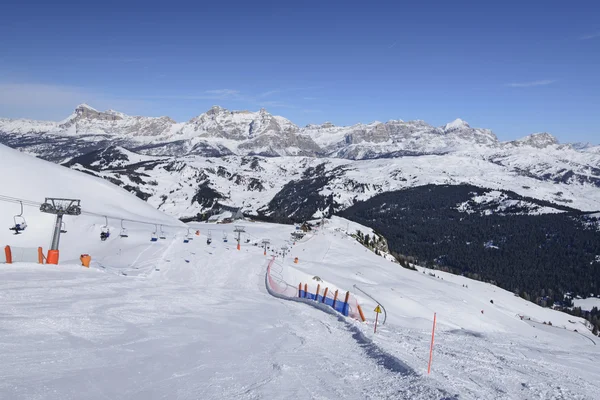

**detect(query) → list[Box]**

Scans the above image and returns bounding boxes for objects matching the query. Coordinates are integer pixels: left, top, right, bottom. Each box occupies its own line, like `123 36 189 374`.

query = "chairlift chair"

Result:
60 222 67 234
159 225 166 240
119 220 128 238
100 216 110 241
9 201 27 235
150 225 158 242
183 229 192 243
223 232 228 242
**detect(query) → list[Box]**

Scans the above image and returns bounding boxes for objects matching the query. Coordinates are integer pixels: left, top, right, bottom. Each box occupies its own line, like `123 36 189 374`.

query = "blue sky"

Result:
0 0 599 143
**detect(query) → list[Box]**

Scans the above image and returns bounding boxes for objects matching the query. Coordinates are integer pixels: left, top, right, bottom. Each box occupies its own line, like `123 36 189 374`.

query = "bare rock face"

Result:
74 104 123 121
180 106 299 140
57 104 177 137
510 132 559 149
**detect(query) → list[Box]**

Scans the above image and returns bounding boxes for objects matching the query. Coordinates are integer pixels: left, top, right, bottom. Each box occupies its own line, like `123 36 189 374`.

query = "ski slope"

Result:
0 144 186 262
1 145 599 399
1 219 598 399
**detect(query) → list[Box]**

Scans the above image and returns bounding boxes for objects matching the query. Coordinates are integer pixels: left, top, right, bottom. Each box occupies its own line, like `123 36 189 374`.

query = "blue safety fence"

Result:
299 289 349 316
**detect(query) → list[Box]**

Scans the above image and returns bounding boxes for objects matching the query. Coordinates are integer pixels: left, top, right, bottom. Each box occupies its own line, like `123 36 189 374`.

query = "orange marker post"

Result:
357 304 366 322
428 312 437 374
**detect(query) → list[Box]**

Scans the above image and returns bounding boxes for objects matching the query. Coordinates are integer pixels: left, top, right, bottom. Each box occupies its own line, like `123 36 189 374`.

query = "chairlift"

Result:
150 225 158 242
100 216 110 241
119 220 128 238
159 225 166 240
223 232 228 242
207 230 212 245
60 222 67 234
9 201 27 235
183 229 192 243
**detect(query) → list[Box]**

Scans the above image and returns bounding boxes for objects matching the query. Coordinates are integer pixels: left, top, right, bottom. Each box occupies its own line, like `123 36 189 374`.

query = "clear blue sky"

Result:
1 0 599 143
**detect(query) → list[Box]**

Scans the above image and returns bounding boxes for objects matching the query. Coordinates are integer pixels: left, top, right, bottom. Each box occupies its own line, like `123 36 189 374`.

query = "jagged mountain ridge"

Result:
2 104 588 159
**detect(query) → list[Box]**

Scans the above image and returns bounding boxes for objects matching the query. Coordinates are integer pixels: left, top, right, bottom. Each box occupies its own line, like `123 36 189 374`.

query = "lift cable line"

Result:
0 193 188 231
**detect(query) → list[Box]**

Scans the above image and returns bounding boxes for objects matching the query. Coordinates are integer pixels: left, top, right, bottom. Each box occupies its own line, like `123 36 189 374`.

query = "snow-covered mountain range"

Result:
1 104 599 219
3 103 598 159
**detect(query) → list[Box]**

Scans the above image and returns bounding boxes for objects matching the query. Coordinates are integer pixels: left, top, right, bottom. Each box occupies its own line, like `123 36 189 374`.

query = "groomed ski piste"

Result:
1 144 599 400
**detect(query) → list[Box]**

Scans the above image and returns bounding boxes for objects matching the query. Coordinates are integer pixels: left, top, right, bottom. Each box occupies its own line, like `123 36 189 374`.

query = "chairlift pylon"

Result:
9 201 27 235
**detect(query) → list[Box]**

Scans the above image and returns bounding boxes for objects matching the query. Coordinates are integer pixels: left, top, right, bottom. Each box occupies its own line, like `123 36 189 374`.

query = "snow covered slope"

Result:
62 149 600 220
0 143 186 261
1 215 598 399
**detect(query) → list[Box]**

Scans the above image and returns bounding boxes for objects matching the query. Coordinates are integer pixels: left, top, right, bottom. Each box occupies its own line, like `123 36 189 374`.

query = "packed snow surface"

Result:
1 220 598 399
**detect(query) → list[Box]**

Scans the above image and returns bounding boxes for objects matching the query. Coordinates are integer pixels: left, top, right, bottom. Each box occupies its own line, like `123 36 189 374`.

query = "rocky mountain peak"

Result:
71 104 123 122
75 103 98 113
105 109 127 118
443 118 470 132
513 132 559 148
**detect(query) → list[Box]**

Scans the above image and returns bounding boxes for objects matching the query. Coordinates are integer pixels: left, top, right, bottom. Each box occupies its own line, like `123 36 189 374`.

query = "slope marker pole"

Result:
428 312 437 374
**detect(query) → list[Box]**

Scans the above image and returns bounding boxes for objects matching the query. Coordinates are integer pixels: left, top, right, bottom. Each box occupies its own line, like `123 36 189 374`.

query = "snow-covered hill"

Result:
1 214 598 399
0 144 186 261
60 147 600 220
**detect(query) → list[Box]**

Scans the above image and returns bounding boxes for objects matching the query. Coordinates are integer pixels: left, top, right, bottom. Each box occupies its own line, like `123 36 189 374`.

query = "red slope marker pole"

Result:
428 312 437 374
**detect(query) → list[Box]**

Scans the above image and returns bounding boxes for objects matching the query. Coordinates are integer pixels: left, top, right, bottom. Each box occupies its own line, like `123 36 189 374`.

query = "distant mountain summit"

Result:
511 132 559 148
